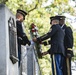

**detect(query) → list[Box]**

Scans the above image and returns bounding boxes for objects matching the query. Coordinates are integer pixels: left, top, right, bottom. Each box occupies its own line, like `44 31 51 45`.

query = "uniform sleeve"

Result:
37 25 58 42
65 27 73 48
65 27 74 57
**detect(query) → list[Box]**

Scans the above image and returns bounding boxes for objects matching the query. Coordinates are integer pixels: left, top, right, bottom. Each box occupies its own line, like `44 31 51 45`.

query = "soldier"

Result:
55 15 74 75
16 9 30 67
33 16 65 75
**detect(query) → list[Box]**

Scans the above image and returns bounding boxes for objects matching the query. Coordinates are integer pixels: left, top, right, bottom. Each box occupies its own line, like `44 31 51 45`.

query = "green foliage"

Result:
0 0 8 4
4 0 76 75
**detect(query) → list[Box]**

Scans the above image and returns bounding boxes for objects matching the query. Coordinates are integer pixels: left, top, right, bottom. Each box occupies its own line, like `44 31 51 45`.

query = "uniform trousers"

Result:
51 54 64 75
63 57 72 75
18 39 21 67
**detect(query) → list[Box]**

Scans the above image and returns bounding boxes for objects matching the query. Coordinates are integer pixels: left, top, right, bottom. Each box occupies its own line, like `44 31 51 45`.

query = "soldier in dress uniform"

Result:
16 9 30 67
33 16 65 75
55 15 74 75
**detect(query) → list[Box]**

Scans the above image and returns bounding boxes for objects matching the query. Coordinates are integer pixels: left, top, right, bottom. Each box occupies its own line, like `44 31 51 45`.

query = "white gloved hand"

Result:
30 40 35 45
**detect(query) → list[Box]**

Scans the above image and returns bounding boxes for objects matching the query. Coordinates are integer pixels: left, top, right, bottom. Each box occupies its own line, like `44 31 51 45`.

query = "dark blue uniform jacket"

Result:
16 20 30 45
37 24 65 56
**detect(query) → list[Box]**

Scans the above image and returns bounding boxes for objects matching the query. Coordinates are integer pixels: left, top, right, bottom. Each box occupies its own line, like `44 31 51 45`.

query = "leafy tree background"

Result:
0 0 76 75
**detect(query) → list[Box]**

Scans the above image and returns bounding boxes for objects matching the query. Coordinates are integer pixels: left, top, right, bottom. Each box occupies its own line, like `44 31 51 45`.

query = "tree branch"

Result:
28 0 39 13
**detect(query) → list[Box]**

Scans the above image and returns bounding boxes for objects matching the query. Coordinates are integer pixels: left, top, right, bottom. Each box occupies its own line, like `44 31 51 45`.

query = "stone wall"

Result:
0 4 18 75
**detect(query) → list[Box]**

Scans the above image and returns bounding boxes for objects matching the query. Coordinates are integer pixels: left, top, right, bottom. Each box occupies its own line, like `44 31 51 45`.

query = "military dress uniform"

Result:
62 24 73 75
16 9 30 66
36 17 65 75
55 16 74 75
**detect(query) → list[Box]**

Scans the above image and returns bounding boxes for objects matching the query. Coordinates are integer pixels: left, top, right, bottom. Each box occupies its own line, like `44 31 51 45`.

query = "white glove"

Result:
30 40 35 45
